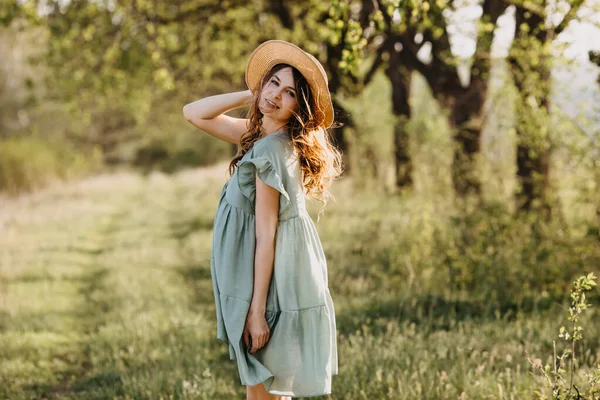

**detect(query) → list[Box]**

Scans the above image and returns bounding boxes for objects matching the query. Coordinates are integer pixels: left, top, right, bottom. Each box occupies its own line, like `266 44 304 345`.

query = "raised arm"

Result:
182 90 255 144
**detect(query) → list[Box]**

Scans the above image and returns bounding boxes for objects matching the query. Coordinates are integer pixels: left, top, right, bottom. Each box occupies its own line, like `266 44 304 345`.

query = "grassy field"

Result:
1 163 599 399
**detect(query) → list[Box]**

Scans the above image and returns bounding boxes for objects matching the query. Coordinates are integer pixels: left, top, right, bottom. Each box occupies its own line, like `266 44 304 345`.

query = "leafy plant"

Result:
528 272 600 399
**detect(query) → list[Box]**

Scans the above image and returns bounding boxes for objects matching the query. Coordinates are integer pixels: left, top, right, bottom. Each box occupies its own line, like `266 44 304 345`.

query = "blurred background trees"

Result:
328 0 598 216
1 0 599 233
1 3 599 396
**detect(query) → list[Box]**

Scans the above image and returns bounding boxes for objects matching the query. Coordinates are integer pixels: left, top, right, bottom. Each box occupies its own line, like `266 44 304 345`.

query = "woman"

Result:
183 40 342 400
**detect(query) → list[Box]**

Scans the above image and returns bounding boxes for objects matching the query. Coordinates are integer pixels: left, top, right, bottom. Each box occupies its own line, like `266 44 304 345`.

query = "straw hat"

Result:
245 40 334 129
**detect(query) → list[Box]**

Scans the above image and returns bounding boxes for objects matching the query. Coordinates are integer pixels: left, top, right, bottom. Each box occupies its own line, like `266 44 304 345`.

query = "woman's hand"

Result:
242 307 270 354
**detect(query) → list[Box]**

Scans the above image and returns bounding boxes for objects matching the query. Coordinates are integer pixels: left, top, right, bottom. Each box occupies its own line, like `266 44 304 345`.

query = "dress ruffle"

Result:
215 290 337 396
237 156 291 215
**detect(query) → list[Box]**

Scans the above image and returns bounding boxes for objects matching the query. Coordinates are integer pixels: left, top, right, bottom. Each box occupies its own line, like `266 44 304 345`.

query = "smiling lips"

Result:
265 99 279 109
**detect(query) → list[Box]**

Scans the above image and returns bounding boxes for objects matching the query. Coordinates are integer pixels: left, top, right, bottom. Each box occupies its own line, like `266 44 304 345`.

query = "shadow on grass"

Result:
25 372 125 399
15 266 122 399
71 372 125 393
169 216 214 241
2 273 83 284
336 291 562 337
174 262 215 309
76 267 121 333
0 310 9 331
24 330 239 399
177 263 212 281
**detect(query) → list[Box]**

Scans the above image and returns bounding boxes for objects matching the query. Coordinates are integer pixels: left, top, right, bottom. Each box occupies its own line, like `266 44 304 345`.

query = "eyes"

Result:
270 79 296 98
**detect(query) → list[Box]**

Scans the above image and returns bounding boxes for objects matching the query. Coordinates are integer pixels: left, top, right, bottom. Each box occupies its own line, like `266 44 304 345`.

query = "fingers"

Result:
249 331 270 354
252 336 262 353
243 326 250 348
250 338 259 353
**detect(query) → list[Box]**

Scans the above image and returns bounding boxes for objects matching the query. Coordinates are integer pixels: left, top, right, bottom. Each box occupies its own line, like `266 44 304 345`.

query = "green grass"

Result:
0 136 101 195
1 164 599 399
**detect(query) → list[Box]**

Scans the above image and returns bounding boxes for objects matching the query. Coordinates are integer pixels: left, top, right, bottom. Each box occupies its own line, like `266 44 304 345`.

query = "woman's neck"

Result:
260 118 287 136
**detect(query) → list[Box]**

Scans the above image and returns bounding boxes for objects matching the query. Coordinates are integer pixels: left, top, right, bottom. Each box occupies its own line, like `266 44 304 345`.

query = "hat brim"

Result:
245 40 334 129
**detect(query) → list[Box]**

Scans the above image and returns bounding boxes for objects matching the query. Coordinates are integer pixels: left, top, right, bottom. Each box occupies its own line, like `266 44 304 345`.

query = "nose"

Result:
274 88 283 99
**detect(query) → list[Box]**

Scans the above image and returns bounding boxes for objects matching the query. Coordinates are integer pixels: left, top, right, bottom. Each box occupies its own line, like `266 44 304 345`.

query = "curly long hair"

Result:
227 63 343 219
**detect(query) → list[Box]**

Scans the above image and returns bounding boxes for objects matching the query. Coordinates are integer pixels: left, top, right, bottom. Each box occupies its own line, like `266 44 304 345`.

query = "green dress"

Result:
210 129 338 397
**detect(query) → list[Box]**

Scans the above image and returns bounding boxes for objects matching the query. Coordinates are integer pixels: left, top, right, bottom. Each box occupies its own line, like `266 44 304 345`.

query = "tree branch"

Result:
267 0 294 29
363 37 389 86
376 0 430 77
471 0 509 83
394 33 434 81
554 0 586 35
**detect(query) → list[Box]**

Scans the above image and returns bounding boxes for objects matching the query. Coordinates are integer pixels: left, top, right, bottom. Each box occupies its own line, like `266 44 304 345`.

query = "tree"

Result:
7 0 353 164
328 0 510 197
507 0 594 216
260 0 363 171
330 0 599 214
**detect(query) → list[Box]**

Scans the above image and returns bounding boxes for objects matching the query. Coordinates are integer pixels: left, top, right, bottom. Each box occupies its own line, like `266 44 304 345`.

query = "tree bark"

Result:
507 7 554 216
385 49 413 188
326 41 353 175
377 0 507 197
446 80 486 197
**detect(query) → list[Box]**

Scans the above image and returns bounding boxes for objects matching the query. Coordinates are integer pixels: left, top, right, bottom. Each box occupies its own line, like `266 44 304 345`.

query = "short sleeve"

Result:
236 137 291 214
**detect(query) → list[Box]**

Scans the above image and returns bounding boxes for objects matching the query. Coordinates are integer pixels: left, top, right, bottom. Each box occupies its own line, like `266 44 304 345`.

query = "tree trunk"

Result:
330 97 353 175
508 8 554 217
388 0 506 197
325 41 353 175
385 51 413 188
447 80 486 197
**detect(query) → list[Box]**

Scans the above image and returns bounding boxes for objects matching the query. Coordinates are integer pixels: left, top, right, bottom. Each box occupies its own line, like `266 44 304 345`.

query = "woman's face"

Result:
259 67 298 124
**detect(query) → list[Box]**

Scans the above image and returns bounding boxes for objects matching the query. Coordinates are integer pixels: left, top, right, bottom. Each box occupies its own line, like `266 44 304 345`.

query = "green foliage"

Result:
0 0 24 26
14 0 338 126
437 204 596 304
326 0 373 77
336 70 396 189
0 136 101 194
528 273 600 400
132 130 232 174
325 0 461 77
336 69 455 196
326 0 368 76
331 188 600 313
3 0 351 182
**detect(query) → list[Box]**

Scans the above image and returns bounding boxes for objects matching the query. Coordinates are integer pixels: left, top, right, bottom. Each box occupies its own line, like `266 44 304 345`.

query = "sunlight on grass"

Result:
1 161 598 399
